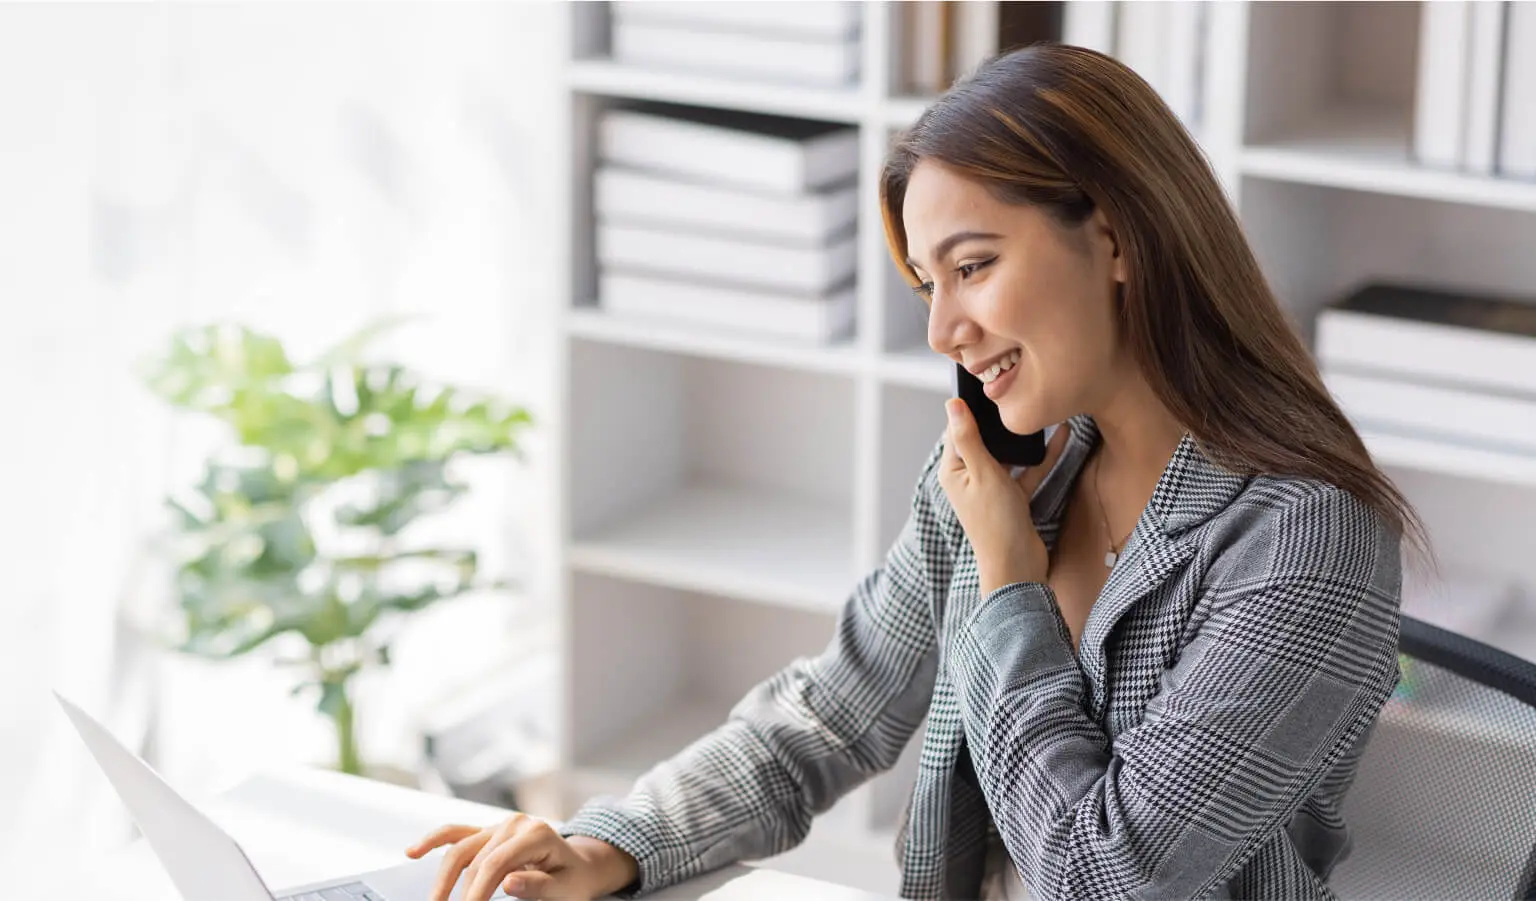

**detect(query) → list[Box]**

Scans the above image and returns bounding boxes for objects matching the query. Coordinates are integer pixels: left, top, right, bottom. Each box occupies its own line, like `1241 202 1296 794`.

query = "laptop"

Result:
56 691 510 901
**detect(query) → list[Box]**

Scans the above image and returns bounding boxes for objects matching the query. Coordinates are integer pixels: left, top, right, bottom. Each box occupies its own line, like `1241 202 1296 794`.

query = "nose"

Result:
926 284 981 358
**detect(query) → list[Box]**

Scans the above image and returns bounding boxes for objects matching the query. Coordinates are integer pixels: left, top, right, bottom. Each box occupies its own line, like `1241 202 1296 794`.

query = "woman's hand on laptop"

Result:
406 814 638 901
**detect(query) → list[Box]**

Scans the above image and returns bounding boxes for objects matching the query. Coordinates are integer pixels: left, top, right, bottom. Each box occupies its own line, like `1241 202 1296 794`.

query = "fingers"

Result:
466 817 518 877
430 826 494 901
942 398 991 479
503 869 554 898
465 819 561 901
460 817 520 901
407 824 482 859
1015 421 1071 497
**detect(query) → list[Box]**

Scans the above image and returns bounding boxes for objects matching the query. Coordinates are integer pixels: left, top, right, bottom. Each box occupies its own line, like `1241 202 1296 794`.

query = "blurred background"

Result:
2 1 566 893
5 1 1536 898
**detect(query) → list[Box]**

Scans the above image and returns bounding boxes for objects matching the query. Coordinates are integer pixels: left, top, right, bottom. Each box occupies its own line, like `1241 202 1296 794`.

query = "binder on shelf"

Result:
1414 0 1471 170
1323 370 1536 456
597 221 858 295
1316 283 1536 398
1115 1 1171 107
598 106 860 195
948 0 1000 83
902 1 951 95
902 1 1065 96
610 0 862 42
947 1 1063 83
1061 0 1117 54
594 167 858 246
610 20 860 87
1499 0 1536 179
599 271 857 343
1162 1 1206 133
1463 0 1506 176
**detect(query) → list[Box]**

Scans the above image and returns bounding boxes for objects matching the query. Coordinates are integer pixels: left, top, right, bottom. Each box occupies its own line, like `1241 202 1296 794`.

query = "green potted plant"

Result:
142 320 532 777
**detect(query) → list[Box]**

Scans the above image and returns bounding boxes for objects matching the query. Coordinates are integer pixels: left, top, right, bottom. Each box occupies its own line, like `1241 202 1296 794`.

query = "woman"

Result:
406 44 1425 901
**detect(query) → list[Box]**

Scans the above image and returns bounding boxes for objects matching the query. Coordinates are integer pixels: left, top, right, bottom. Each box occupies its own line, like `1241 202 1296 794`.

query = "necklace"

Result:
1092 452 1134 569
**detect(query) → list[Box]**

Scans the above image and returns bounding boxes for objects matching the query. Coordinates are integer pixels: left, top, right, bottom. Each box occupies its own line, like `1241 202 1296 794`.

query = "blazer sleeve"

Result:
558 441 952 896
946 482 1403 901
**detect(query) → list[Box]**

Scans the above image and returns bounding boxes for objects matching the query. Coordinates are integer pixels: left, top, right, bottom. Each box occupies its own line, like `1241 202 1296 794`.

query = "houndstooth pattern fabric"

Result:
559 414 1403 900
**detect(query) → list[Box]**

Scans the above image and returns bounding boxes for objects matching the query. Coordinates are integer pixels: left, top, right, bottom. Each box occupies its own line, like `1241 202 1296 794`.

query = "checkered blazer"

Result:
560 414 1404 900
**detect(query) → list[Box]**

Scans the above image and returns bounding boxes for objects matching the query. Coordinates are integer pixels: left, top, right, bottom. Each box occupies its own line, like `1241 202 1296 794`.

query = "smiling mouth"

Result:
975 349 1021 384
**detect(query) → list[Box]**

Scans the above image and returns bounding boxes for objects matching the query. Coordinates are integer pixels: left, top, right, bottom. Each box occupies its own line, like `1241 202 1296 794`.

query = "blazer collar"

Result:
1030 414 1249 540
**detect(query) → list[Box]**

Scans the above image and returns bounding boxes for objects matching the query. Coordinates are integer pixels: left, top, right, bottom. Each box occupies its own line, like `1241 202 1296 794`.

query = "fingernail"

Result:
946 401 958 421
504 876 525 894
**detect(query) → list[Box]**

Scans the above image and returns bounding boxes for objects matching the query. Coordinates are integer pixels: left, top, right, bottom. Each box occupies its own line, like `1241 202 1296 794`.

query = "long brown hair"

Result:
881 43 1430 565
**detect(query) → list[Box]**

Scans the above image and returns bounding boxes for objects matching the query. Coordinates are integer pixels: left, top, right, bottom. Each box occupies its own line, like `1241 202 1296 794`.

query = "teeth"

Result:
978 350 1021 384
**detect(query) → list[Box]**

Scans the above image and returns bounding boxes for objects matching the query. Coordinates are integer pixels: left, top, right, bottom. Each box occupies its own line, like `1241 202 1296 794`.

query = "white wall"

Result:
0 2 564 892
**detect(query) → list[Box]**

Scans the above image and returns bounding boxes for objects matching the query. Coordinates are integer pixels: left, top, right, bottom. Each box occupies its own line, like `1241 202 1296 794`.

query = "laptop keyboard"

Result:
277 882 384 901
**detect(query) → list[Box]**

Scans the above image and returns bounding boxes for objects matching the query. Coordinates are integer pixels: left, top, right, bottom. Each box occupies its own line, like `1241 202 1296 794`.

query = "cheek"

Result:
996 292 1108 431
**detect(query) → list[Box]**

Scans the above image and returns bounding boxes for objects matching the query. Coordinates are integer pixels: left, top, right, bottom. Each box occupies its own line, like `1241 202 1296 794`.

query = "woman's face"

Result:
902 159 1128 437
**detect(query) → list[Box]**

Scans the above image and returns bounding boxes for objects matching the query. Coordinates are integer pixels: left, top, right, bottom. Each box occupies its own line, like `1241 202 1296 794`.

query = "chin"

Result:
999 402 1047 437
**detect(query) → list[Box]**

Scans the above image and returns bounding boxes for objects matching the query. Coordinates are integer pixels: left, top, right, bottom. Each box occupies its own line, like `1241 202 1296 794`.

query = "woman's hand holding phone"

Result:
939 398 1069 597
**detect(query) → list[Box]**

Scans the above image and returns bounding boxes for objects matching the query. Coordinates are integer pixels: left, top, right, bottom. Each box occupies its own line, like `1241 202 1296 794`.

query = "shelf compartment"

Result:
1245 102 1410 163
1242 113 1536 214
1359 428 1536 491
568 59 866 125
566 574 840 789
1239 177 1536 341
571 482 855 613
1243 2 1417 150
566 344 858 586
567 307 863 378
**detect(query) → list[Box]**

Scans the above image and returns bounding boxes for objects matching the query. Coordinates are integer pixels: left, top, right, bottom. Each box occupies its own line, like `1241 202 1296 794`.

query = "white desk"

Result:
84 765 895 901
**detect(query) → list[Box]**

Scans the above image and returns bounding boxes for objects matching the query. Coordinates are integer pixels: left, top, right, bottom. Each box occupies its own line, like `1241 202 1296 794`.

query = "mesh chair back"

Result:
1331 615 1536 900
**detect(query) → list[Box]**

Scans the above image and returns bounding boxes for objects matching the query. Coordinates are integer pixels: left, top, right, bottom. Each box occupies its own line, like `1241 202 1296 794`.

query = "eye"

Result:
957 257 995 279
913 281 934 300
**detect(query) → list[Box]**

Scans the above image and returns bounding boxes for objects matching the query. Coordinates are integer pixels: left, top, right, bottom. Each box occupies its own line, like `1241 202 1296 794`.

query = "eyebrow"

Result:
905 230 1004 272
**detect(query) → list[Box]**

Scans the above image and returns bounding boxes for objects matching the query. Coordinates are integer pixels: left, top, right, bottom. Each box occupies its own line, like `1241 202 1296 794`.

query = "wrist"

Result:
979 563 1040 598
568 835 640 895
980 538 1048 592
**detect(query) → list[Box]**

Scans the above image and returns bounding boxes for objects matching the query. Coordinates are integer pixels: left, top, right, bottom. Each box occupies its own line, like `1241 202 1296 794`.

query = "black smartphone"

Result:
954 362 1047 467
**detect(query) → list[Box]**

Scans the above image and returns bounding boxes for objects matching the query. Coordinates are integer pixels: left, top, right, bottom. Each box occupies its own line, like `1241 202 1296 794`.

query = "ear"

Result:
1089 207 1127 284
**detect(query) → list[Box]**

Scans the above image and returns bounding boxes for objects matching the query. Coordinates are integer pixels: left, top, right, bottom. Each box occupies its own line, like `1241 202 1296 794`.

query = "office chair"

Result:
1330 614 1536 900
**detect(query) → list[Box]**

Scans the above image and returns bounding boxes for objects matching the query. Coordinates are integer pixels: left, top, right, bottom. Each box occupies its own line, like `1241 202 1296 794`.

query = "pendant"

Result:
1104 550 1118 568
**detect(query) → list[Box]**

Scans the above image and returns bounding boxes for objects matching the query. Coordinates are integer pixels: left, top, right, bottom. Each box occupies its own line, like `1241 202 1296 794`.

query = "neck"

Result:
1090 372 1185 490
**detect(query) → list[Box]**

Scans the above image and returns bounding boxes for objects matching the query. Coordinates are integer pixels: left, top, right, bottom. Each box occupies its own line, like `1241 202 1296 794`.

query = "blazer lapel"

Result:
1078 520 1198 718
1074 429 1250 720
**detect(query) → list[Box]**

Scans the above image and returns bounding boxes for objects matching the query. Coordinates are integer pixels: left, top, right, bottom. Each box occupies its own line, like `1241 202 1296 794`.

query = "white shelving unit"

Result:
547 2 1536 894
